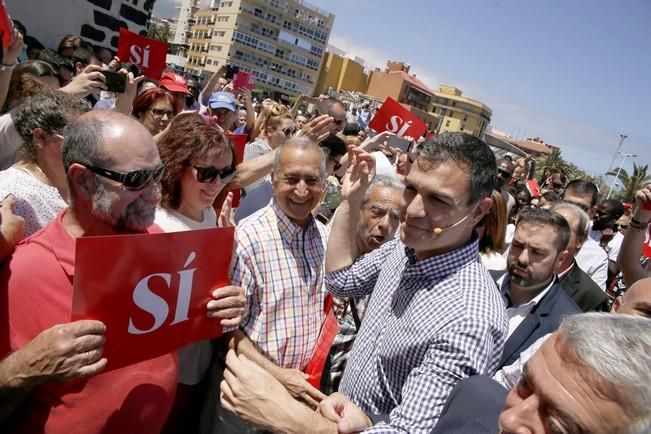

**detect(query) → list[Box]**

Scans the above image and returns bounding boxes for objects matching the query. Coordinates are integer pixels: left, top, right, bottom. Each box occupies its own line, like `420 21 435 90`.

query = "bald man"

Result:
0 111 244 433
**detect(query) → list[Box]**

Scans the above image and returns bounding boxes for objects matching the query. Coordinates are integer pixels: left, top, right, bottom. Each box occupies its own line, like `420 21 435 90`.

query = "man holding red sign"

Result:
0 111 245 433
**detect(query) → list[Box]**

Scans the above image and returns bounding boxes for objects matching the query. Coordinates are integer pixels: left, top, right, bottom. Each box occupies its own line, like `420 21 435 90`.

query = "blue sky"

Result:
155 0 650 176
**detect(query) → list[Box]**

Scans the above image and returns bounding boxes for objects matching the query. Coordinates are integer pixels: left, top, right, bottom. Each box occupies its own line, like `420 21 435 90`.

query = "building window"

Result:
445 120 451 127
216 16 229 22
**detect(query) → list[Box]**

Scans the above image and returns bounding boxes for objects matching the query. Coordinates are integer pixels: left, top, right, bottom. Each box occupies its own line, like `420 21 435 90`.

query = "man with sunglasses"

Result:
317 96 348 134
0 110 245 433
496 158 516 217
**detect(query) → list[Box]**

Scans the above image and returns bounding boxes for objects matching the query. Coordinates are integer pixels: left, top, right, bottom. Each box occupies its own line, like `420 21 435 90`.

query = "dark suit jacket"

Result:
499 280 581 368
560 262 610 312
431 375 507 434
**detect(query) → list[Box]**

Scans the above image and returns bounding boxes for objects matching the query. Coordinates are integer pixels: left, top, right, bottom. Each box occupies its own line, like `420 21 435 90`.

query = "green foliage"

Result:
147 22 171 43
605 163 651 202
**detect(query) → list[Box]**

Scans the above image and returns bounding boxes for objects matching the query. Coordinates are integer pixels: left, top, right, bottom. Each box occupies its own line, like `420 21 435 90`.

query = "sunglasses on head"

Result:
193 165 236 183
82 161 166 190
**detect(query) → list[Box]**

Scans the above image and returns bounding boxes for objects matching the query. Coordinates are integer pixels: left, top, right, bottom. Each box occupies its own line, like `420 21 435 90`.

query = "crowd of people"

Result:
0 20 650 434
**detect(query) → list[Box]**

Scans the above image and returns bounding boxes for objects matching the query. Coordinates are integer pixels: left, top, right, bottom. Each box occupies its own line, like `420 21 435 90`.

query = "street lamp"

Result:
606 134 628 173
606 152 637 199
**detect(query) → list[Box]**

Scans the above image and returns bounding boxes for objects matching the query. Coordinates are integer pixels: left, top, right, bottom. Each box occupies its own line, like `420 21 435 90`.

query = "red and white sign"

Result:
369 97 428 140
232 70 255 91
117 28 167 80
72 227 234 371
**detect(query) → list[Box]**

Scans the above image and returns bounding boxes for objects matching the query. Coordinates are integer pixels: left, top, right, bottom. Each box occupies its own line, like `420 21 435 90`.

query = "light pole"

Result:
607 152 636 199
606 134 628 173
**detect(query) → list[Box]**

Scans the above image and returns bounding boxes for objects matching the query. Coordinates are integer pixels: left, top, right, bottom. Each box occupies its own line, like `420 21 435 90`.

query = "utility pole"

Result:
607 152 636 199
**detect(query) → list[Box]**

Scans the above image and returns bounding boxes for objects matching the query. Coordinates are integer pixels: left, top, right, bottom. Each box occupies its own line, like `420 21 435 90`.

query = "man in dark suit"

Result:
498 208 581 368
552 203 610 311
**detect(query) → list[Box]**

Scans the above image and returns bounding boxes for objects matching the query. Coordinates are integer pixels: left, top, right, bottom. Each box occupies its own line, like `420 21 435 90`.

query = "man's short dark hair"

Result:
62 117 110 174
342 123 360 136
416 132 497 205
72 47 94 67
601 199 625 220
517 207 571 252
319 134 347 159
562 179 599 207
317 96 345 117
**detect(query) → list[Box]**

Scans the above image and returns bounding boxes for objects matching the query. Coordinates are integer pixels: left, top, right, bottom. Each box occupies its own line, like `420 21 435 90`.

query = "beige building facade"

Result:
185 0 334 96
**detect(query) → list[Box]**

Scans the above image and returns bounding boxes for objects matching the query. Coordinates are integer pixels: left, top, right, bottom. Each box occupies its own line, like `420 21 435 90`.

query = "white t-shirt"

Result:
589 228 624 262
154 206 217 385
0 166 67 236
575 237 609 290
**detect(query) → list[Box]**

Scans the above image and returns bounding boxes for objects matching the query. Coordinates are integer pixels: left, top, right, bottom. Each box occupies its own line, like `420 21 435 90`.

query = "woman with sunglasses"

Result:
154 113 236 433
132 87 179 138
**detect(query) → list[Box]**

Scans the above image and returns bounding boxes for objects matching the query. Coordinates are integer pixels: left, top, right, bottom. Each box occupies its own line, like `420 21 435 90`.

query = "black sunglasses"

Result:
193 165 236 183
83 162 166 190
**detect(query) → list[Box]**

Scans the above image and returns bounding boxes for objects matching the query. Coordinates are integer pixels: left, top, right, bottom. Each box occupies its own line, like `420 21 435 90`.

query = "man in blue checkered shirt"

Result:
219 132 508 433
319 132 508 433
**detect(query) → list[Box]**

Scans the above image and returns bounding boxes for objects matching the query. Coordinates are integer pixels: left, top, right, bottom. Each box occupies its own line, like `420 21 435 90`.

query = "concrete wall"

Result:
9 0 157 51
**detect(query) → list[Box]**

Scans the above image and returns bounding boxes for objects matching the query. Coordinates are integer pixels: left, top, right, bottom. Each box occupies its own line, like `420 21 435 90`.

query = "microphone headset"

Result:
432 213 472 234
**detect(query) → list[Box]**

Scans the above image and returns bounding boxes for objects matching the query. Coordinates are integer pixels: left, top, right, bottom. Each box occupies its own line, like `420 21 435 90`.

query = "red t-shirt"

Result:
0 211 177 434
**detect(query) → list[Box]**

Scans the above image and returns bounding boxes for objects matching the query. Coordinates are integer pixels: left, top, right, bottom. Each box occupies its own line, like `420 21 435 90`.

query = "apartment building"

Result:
430 85 492 138
185 0 334 97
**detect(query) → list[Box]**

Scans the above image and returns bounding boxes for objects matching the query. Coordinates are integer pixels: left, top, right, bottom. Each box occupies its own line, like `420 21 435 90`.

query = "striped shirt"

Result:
231 199 330 370
326 236 507 433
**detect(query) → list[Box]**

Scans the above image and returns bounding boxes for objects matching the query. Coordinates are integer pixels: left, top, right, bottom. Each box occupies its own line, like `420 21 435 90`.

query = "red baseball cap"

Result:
159 72 191 95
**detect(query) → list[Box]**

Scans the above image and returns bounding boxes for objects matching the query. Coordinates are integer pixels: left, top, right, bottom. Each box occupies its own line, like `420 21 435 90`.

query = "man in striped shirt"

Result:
219 137 330 432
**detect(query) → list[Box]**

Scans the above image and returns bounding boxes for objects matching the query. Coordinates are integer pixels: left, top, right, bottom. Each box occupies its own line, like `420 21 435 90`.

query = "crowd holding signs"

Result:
0 8 650 434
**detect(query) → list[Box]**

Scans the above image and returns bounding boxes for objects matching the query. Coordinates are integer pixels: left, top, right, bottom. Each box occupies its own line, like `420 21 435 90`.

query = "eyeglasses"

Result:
193 165 236 183
281 127 297 137
150 108 174 118
82 161 166 190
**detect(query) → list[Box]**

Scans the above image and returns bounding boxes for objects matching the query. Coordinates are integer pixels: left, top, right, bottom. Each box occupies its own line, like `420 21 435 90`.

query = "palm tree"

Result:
606 163 651 202
147 22 171 43
534 148 570 182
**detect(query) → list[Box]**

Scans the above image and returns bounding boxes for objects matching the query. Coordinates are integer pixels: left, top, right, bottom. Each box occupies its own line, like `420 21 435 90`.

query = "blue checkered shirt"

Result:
326 236 507 433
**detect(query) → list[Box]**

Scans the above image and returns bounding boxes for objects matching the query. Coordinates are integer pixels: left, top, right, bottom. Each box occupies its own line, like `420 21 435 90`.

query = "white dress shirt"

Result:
589 228 623 261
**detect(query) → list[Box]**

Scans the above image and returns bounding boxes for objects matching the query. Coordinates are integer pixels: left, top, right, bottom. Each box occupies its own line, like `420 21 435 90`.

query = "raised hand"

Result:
297 114 335 143
341 145 376 206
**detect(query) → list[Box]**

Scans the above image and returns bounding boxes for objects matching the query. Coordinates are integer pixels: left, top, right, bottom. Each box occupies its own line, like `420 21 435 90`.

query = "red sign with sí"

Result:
117 28 168 80
72 227 234 371
232 70 255 91
369 97 428 140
